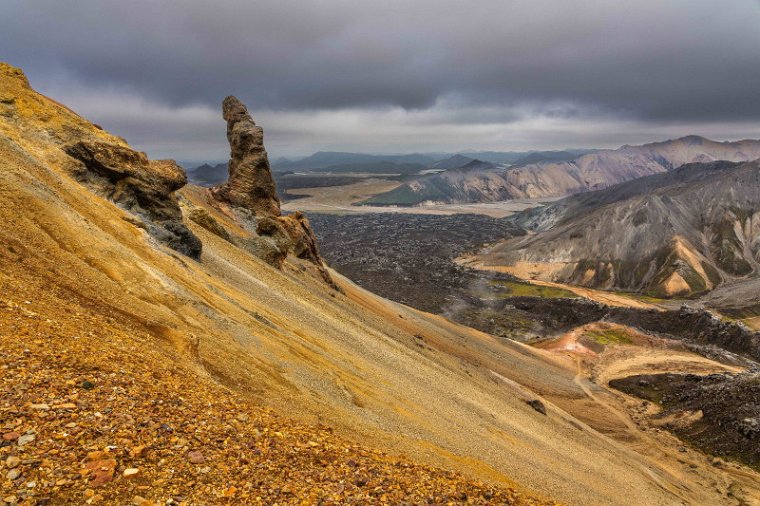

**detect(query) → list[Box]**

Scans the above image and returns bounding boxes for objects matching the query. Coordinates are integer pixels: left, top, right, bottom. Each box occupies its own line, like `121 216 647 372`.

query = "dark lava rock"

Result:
526 399 547 416
65 141 201 258
611 372 760 469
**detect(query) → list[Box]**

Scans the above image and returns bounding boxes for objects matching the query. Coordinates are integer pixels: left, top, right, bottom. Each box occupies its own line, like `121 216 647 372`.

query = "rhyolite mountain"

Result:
479 159 760 298
369 136 760 206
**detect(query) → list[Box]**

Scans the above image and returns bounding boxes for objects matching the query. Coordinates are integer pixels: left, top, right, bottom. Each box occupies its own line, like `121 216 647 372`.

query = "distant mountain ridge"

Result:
367 136 760 206
272 151 437 170
187 162 228 186
481 159 760 298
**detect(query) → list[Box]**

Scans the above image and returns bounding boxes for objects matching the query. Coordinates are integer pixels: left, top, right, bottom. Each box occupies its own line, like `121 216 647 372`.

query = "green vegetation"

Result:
711 219 752 276
700 260 723 286
493 280 578 299
360 184 427 206
646 245 710 298
583 328 633 345
615 291 666 304
729 206 754 224
719 303 760 320
681 263 709 294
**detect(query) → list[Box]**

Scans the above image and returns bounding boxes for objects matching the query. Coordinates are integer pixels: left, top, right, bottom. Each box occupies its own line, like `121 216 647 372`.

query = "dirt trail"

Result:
573 357 640 434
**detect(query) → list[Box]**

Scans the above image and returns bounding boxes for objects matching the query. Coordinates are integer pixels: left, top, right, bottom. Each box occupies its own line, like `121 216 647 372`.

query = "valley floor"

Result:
280 177 553 218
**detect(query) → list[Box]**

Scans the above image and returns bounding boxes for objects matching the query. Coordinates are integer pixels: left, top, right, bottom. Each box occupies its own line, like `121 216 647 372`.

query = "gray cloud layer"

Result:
4 0 760 160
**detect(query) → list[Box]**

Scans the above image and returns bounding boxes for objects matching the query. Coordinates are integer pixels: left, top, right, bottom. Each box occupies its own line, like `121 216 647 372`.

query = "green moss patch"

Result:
493 280 578 299
583 328 633 346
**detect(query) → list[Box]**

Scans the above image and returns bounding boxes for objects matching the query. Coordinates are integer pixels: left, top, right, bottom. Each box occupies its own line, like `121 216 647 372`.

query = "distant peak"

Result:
677 135 708 144
460 159 490 170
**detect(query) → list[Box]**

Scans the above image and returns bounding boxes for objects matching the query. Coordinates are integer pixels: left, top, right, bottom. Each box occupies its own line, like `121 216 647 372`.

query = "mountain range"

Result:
193 149 599 182
479 159 760 298
367 136 760 206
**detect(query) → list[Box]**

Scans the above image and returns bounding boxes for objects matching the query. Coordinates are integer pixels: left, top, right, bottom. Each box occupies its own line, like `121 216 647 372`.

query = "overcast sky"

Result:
4 0 760 162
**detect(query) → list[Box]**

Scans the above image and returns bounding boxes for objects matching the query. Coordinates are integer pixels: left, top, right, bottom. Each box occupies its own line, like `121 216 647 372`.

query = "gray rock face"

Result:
488 160 760 298
64 140 202 258
211 96 280 216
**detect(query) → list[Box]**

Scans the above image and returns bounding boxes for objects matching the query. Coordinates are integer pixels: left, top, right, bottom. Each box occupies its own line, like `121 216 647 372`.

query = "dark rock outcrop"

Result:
610 372 760 469
526 399 547 416
211 96 280 216
64 140 202 258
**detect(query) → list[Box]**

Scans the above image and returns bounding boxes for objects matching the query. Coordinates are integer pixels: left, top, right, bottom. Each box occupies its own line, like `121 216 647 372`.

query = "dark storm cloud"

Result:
3 1 760 160
4 0 760 121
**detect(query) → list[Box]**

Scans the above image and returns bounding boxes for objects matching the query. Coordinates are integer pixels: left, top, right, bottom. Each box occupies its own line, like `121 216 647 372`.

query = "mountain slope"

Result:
480 160 760 297
361 161 509 206
370 136 760 206
2 62 758 505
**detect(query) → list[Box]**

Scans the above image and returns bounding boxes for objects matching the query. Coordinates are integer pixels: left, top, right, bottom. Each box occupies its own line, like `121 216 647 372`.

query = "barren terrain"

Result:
282 179 552 217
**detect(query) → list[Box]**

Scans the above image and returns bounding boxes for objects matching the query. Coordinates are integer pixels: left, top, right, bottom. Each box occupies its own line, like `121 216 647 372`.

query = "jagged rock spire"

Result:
212 96 281 216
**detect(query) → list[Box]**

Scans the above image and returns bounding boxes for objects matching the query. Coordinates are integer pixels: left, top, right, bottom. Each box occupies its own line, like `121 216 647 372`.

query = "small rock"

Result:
25 481 35 488
30 403 50 411
84 451 116 486
526 399 547 416
2 432 20 441
123 468 140 478
6 469 21 481
54 403 77 410
81 380 96 390
129 446 146 459
187 451 205 464
2 496 17 504
17 434 35 446
5 456 20 469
